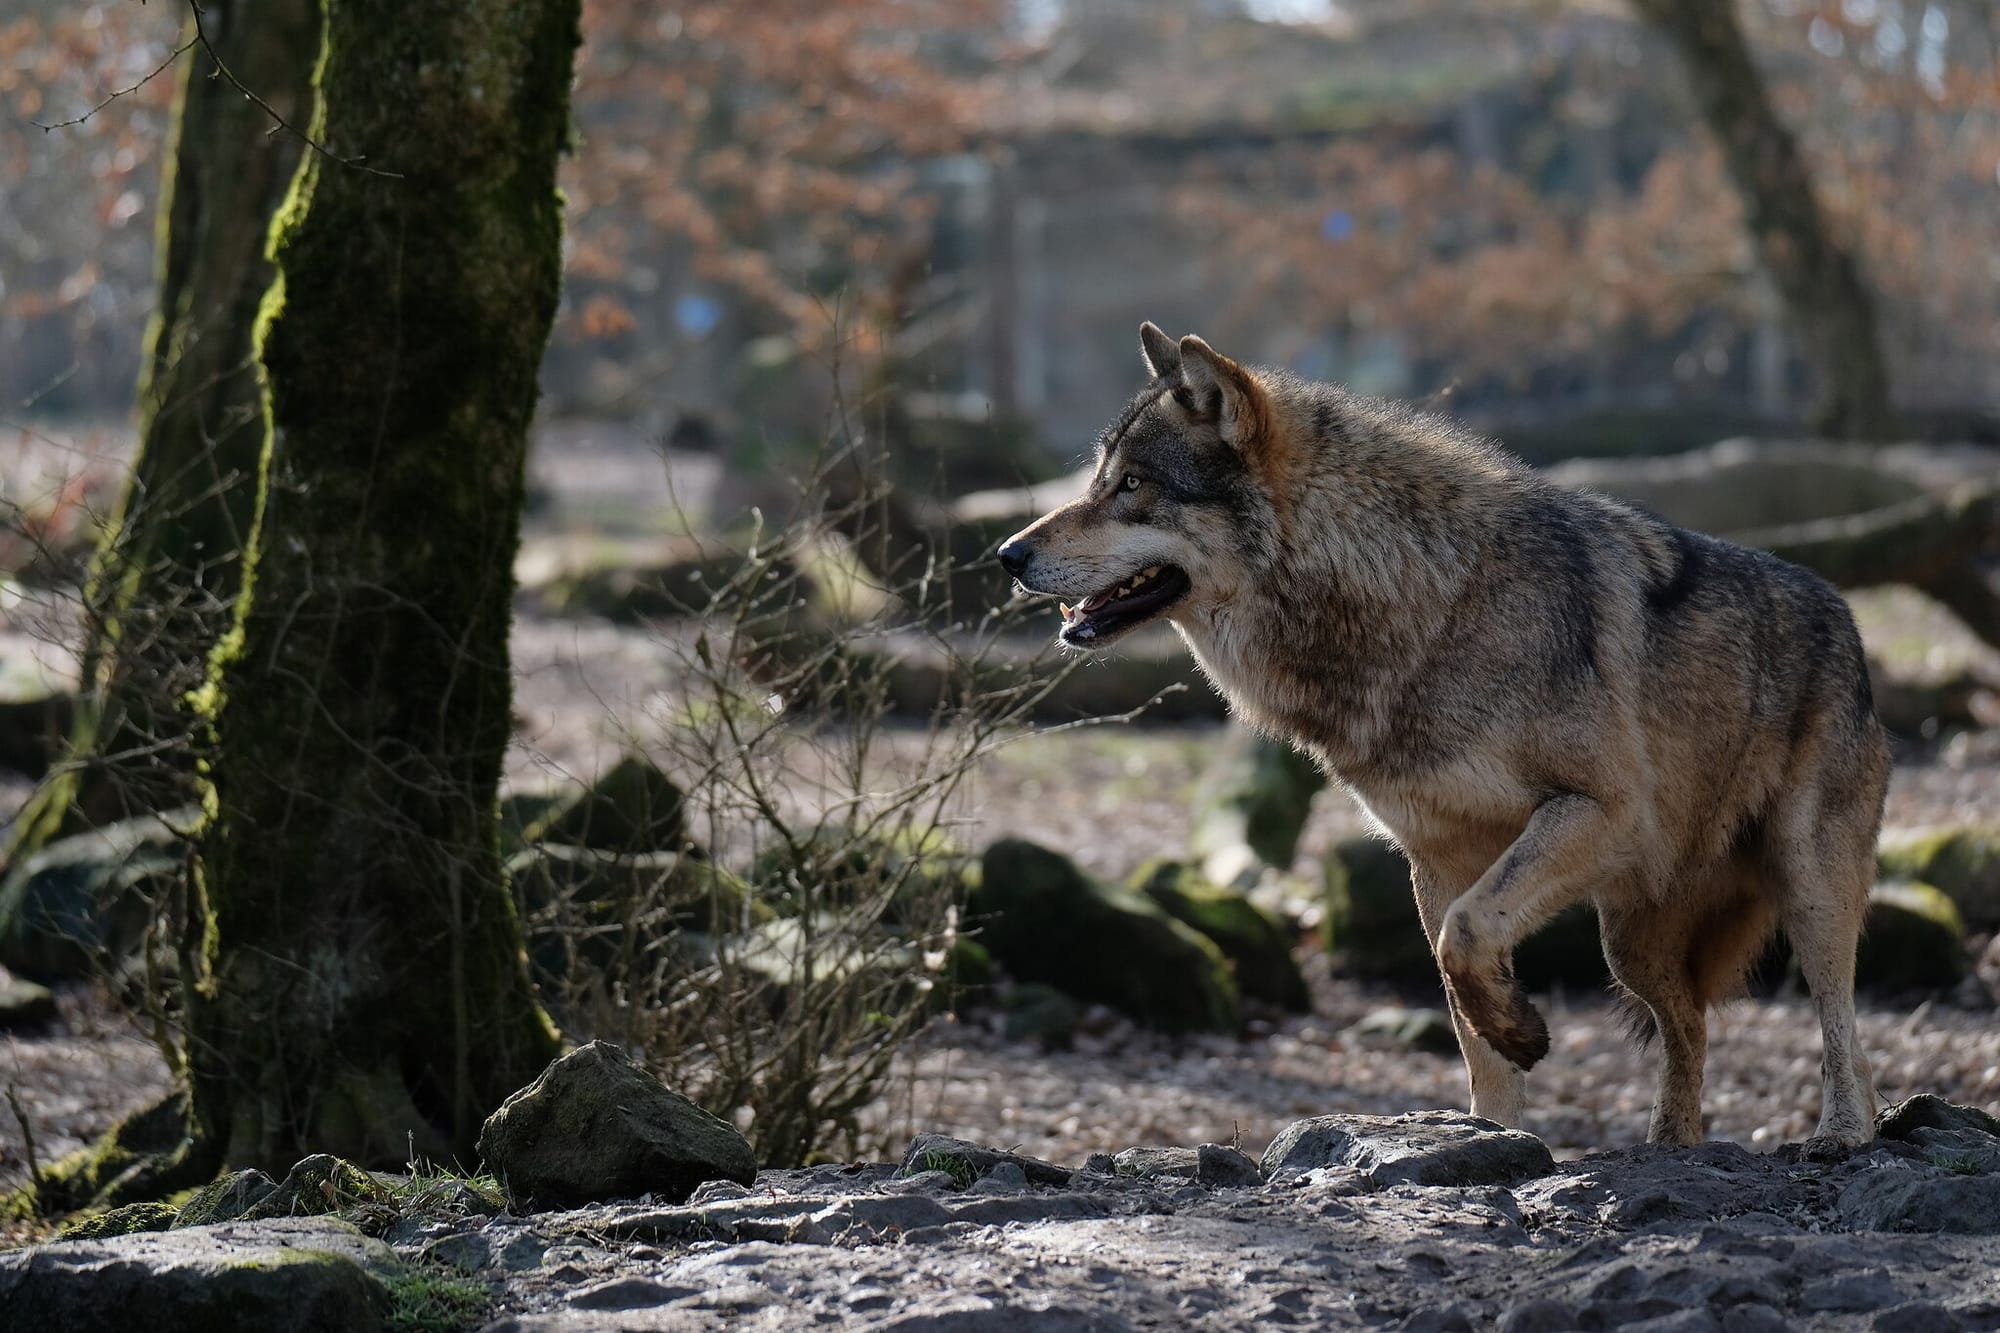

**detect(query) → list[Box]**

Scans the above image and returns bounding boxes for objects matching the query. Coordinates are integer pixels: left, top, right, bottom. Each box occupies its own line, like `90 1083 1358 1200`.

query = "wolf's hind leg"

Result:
1773 797 1879 1152
1413 865 1525 1128
1599 902 1708 1146
1436 793 1633 1070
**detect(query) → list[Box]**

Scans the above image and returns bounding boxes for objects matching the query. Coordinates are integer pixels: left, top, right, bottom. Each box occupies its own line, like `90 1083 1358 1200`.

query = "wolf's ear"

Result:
1139 321 1181 381
1175 334 1265 449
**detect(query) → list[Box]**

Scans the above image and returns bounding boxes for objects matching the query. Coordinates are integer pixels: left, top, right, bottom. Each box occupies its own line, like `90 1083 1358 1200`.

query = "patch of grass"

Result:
1928 1149 1987 1177
920 1151 977 1189
386 1267 495 1333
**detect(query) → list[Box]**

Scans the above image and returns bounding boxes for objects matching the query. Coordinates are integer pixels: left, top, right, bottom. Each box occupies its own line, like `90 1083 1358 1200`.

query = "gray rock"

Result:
523 754 689 853
477 1040 756 1209
1197 1143 1264 1187
1857 882 1966 992
1836 1165 2000 1233
900 1132 1073 1188
0 807 193 981
172 1169 279 1227
1800 1271 1904 1312
1261 1111 1555 1188
1496 1297 1578 1332
1112 1145 1200 1181
1875 1303 1964 1333
1876 1092 2000 1141
0 1216 396 1333
1350 1005 1459 1055
971 840 1240 1034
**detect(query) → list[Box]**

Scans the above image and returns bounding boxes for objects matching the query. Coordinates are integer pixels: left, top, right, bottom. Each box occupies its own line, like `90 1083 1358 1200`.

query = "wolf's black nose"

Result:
996 538 1031 578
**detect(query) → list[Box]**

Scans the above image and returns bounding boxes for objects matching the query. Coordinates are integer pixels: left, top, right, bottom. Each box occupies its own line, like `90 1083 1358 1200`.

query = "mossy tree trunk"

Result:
2 0 317 872
186 0 576 1172
1633 0 1898 441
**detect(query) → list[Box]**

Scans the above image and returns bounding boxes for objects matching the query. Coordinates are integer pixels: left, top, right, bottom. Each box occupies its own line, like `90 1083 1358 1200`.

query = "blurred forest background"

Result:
1 0 1999 1216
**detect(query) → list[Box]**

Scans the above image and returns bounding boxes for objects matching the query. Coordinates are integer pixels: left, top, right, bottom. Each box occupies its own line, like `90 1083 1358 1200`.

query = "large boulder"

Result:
477 1041 756 1210
1129 858 1309 1012
1878 826 2000 932
0 807 194 982
523 755 689 854
1322 836 1431 986
1190 729 1327 886
971 839 1239 1034
0 1216 399 1333
1856 882 1966 993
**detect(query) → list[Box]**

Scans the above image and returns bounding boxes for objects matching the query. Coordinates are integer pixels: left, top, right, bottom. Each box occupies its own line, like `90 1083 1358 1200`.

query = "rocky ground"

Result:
8 1097 2000 1331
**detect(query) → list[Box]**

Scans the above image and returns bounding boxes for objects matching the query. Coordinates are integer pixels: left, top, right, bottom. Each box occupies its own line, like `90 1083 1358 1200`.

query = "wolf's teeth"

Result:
1060 603 1072 619
1143 565 1160 577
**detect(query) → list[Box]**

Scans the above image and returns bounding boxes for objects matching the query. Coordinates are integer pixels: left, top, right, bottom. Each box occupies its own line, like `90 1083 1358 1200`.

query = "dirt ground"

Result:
4 419 2000 1205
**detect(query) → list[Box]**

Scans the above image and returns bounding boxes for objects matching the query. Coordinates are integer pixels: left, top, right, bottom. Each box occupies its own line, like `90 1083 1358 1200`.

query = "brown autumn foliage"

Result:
2 1 1996 425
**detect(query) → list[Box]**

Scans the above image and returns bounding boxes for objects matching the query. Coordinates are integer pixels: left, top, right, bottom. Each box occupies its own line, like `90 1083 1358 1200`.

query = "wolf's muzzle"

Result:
996 537 1032 579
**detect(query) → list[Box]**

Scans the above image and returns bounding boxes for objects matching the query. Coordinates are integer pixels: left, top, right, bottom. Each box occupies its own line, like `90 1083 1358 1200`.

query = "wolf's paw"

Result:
1445 970 1550 1070
1797 1131 1869 1163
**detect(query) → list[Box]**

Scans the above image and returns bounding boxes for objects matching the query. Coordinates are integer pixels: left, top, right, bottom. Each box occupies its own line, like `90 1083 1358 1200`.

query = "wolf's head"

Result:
998 322 1282 649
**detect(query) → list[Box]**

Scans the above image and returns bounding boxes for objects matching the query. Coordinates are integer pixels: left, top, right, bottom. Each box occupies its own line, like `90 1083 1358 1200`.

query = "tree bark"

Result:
187 0 576 1171
1632 0 1898 440
2 0 317 872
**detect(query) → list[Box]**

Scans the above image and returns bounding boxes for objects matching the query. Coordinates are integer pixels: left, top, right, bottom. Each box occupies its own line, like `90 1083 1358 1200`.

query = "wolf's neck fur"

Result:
1175 388 1526 778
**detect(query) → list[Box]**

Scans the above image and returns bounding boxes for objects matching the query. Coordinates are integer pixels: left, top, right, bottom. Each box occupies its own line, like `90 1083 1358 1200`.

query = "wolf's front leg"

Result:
1411 864 1526 1129
1435 792 1633 1071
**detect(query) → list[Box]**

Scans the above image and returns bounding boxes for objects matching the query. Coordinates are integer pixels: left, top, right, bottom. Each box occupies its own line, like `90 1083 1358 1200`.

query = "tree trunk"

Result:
2 0 316 871
187 0 576 1171
1632 0 1898 440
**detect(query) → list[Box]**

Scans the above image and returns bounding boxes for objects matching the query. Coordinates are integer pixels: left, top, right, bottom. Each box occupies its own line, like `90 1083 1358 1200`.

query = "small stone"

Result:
1196 1143 1264 1188
899 1134 1072 1188
1720 1306 1790 1333
173 1170 279 1228
1875 1303 1963 1333
1801 1272 1905 1312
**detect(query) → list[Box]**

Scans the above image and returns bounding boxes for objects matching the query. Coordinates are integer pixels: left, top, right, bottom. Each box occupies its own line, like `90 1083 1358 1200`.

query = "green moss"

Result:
56 1199 180 1239
385 1268 494 1333
1878 826 2000 931
22 1090 214 1218
1130 859 1308 1012
972 840 1238 1033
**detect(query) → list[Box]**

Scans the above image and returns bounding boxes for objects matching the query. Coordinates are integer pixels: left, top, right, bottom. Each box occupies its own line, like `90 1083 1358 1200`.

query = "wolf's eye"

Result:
1120 473 1141 493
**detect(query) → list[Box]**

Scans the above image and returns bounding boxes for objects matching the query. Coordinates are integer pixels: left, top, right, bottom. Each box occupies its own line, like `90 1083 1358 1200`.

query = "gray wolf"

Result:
997 323 1891 1149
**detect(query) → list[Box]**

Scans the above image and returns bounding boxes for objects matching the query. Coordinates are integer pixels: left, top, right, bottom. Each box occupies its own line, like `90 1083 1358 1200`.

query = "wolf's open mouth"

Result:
1058 564 1191 645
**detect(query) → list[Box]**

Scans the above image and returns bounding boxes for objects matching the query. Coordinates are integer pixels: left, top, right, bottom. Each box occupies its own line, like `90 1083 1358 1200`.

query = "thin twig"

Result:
183 0 403 180
5 1082 43 1200
32 35 199 132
